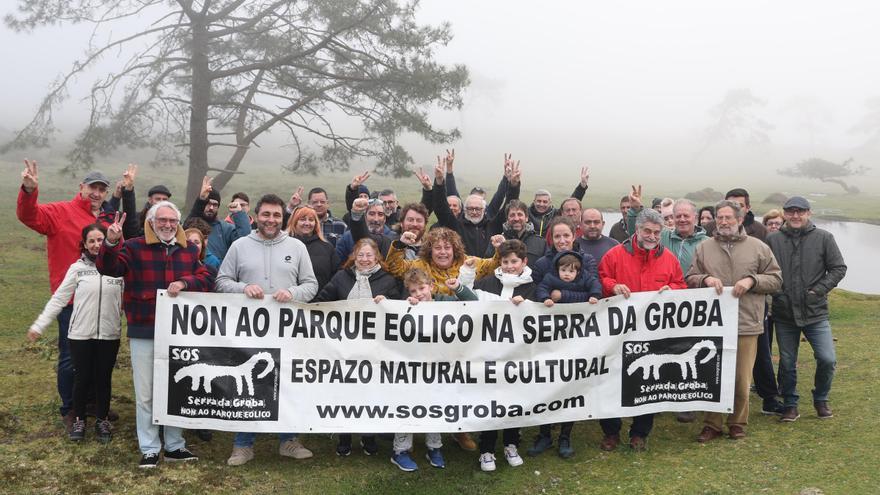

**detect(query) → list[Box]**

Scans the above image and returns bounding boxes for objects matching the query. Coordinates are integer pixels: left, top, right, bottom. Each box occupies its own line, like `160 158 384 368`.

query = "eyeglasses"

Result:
465 206 484 212
155 218 179 226
784 208 808 215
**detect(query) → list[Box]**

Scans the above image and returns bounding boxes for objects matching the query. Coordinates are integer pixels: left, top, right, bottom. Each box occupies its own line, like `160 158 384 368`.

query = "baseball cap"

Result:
82 171 111 186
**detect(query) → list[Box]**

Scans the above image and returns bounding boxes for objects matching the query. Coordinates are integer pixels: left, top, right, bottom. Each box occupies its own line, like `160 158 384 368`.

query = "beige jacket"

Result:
685 227 782 335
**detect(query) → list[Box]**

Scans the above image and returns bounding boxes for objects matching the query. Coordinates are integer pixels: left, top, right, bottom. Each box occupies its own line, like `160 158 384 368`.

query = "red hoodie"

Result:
598 235 687 297
17 187 114 292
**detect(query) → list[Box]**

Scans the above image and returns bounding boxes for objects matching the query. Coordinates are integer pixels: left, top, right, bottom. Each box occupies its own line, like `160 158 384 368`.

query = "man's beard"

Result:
465 213 484 224
368 223 384 234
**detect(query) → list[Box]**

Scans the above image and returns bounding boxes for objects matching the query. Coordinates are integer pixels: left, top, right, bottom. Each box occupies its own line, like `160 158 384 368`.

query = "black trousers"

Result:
599 414 654 438
69 339 120 420
538 422 573 438
752 316 780 401
479 428 521 454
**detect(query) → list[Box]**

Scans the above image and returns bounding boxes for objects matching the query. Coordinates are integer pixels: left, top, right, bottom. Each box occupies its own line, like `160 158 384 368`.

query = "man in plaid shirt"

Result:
97 200 213 469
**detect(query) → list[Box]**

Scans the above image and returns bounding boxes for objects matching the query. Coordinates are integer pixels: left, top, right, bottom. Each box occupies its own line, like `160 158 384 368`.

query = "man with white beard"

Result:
216 194 318 466
96 201 213 468
336 198 398 260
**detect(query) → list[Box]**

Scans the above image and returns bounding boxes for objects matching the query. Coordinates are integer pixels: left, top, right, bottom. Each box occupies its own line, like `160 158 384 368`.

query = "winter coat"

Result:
186 197 251 261
527 183 588 237
385 240 500 296
532 246 597 292
535 251 603 302
17 187 115 292
766 222 847 326
293 233 340 296
686 226 783 335
314 266 402 302
216 231 318 303
433 180 492 257
608 219 630 243
598 235 687 297
30 255 124 340
469 266 536 301
96 221 214 339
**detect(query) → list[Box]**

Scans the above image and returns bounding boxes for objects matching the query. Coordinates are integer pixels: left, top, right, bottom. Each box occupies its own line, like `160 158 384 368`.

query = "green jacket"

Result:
766 221 847 326
434 284 479 302
626 208 709 273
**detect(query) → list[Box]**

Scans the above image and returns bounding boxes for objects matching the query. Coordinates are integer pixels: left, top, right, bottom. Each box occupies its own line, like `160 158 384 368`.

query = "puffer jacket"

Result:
598 235 687 297
686 226 782 335
30 255 124 340
535 251 603 302
766 221 847 326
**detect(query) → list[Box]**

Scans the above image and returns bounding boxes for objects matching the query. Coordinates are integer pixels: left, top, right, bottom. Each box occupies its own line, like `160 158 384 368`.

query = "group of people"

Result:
19 151 846 472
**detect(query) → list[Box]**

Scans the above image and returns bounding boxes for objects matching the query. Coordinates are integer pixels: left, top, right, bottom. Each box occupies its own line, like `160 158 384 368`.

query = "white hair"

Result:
146 200 181 223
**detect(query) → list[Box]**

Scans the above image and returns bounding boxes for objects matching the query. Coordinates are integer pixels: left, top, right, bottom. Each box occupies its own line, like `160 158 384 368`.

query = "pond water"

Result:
600 213 879 295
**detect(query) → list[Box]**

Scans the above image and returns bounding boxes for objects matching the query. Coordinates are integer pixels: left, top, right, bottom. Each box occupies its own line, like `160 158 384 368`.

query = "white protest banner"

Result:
152 287 738 433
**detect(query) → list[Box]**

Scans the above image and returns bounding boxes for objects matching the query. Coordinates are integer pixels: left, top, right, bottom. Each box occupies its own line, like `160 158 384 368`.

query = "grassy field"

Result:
1 161 879 494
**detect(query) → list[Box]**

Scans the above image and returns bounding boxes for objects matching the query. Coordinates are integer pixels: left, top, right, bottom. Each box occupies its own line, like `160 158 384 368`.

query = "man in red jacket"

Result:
596 207 687 452
16 160 119 430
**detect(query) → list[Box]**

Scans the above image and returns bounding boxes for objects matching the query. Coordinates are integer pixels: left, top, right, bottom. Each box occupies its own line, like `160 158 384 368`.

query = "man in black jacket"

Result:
766 196 846 422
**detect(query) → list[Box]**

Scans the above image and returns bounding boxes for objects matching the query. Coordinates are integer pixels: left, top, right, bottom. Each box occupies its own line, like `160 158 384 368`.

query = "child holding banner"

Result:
529 251 603 459
387 268 479 471
458 239 536 472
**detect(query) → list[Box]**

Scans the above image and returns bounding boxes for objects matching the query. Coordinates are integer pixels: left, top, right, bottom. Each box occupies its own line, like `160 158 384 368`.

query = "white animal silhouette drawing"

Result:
174 352 274 396
626 340 717 381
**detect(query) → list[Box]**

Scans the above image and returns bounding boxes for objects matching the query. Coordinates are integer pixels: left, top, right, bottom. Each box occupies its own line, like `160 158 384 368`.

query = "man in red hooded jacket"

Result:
17 159 120 429
596 207 687 452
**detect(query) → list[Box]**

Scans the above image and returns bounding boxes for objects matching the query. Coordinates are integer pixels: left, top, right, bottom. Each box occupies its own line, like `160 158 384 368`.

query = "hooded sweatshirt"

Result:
216 231 318 302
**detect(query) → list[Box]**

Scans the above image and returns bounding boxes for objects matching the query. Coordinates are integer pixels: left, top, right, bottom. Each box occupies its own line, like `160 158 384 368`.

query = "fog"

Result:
3 0 880 194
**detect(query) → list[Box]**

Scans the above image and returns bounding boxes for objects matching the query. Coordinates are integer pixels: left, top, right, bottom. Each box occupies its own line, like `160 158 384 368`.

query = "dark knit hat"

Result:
357 184 370 197
207 190 221 203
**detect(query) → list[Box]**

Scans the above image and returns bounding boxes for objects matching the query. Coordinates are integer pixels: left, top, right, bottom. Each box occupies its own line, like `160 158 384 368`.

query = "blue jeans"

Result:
130 337 186 455
57 304 74 416
233 432 296 448
775 319 837 407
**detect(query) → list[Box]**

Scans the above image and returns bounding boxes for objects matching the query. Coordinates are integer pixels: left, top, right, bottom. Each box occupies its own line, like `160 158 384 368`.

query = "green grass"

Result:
2 161 879 494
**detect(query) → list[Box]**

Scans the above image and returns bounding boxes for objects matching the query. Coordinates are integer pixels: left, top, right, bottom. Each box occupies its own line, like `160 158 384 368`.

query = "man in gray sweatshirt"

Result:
215 193 318 466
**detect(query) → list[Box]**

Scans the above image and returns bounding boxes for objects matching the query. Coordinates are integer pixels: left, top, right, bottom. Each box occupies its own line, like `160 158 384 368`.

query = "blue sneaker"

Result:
425 448 446 468
390 451 419 472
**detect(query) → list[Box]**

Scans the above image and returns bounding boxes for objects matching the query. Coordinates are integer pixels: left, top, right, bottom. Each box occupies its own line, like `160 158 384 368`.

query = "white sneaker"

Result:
504 444 523 467
279 438 313 459
479 452 496 472
227 446 254 466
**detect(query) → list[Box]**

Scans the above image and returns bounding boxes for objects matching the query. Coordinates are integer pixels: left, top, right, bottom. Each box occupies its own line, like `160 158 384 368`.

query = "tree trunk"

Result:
186 18 211 208
209 146 248 193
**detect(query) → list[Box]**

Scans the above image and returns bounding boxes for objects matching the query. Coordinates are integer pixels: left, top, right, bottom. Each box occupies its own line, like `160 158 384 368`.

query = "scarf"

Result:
346 264 381 300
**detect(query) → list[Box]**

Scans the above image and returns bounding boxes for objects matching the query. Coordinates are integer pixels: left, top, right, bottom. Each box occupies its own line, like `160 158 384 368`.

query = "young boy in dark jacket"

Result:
529 250 602 458
458 239 535 471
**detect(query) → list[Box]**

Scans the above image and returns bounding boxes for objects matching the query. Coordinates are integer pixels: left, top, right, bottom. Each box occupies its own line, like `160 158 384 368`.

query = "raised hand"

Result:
199 176 213 201
228 201 242 213
508 159 521 187
399 230 418 246
106 211 126 244
490 234 505 249
121 163 138 190
289 186 304 210
628 184 643 209
351 171 371 190
434 156 446 184
351 197 369 214
463 256 478 268
413 167 432 190
21 159 39 193
443 148 455 172
445 278 460 291
580 165 591 188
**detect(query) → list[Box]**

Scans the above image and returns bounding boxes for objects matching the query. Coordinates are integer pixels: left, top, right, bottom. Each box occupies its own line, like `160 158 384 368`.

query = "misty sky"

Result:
2 0 879 191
